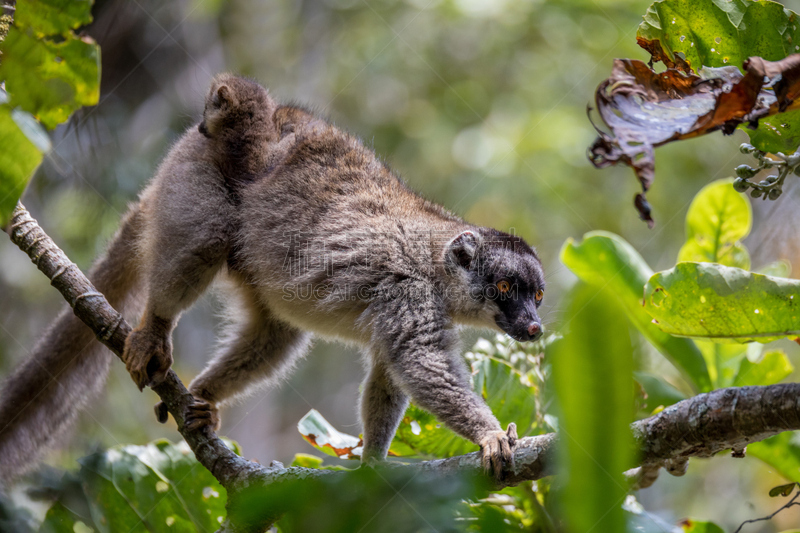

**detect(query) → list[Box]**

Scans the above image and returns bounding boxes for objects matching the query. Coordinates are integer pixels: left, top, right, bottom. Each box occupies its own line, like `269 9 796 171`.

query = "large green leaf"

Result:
637 0 800 153
551 283 634 533
678 179 751 270
749 432 800 483
0 25 100 129
0 101 47 226
644 262 800 342
15 0 94 37
40 439 233 533
733 350 793 386
561 231 711 392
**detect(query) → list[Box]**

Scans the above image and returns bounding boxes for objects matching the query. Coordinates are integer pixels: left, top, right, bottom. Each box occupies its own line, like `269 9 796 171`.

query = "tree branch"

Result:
8 202 800 530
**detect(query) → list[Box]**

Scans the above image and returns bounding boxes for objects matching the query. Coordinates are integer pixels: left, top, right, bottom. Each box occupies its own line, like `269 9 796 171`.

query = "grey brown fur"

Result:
0 74 545 484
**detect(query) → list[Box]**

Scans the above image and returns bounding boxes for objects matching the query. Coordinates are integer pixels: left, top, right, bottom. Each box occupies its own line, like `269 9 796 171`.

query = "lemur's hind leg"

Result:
158 283 312 431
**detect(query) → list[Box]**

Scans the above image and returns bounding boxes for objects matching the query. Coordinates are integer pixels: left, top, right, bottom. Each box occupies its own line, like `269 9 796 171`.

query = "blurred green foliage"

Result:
38 439 235 533
551 283 634 533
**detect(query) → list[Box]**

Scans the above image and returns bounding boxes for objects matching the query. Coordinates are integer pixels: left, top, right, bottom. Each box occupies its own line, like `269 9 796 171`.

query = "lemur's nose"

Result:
527 322 541 338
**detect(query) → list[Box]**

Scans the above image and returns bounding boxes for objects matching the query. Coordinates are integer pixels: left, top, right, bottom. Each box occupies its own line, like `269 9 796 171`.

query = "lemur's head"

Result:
445 228 545 342
199 73 275 140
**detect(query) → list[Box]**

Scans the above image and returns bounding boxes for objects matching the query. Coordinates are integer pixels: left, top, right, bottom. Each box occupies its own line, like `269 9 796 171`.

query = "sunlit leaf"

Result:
0 26 100 129
678 179 751 269
0 103 46 226
645 262 800 342
551 283 634 533
561 231 710 391
291 453 325 469
733 350 793 386
297 409 362 460
638 0 800 72
15 0 94 36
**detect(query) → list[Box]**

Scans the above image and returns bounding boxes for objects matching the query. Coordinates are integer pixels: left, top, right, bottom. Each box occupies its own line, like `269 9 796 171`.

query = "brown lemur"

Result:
0 74 545 484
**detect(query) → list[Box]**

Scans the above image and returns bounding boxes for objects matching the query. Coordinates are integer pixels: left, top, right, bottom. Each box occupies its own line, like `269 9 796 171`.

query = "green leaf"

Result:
644 262 800 342
678 179 751 269
759 260 792 279
634 372 687 414
769 482 798 497
291 453 325 469
637 0 800 153
392 335 545 458
0 26 100 129
749 432 800 483
15 0 94 36
39 502 82 533
297 409 362 459
680 519 726 533
0 104 45 226
40 439 231 532
697 340 747 388
733 350 793 386
745 109 800 154
561 231 711 392
638 0 800 73
551 283 634 533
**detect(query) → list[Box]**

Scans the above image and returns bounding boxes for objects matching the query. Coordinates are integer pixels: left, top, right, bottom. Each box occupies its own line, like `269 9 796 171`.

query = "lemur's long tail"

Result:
0 204 145 485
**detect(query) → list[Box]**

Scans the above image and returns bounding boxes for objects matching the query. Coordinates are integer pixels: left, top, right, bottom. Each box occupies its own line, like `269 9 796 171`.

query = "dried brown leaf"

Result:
589 54 800 225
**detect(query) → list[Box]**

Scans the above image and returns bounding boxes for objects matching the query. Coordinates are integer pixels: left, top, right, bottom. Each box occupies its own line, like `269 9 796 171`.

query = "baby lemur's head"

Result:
198 73 277 142
445 228 545 342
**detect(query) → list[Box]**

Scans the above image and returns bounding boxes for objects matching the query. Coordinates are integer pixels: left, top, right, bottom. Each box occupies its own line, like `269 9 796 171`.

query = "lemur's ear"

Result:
446 230 481 270
212 84 233 108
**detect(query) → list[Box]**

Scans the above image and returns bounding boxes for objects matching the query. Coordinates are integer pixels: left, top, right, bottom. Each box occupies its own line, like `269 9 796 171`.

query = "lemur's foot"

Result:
154 401 169 423
184 399 220 432
123 326 173 391
479 423 518 480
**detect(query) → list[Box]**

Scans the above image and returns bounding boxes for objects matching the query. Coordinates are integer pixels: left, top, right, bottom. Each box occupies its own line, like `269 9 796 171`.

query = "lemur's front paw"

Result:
123 327 173 391
479 423 518 480
184 399 220 432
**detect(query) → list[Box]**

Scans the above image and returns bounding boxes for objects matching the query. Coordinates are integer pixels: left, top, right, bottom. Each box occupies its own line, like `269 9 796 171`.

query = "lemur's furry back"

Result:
0 74 545 485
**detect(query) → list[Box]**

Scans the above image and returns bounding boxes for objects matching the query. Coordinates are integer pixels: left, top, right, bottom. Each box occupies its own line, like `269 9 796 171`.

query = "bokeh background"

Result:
2 0 800 530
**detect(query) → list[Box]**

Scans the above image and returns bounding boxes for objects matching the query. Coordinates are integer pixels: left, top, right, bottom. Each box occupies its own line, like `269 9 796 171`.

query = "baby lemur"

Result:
0 75 545 483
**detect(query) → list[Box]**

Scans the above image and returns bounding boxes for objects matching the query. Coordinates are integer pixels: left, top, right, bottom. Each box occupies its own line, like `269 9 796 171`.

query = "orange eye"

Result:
535 289 544 303
496 280 511 293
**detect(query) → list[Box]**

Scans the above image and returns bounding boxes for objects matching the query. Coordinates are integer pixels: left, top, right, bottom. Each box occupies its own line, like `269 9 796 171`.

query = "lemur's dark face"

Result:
448 229 546 342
